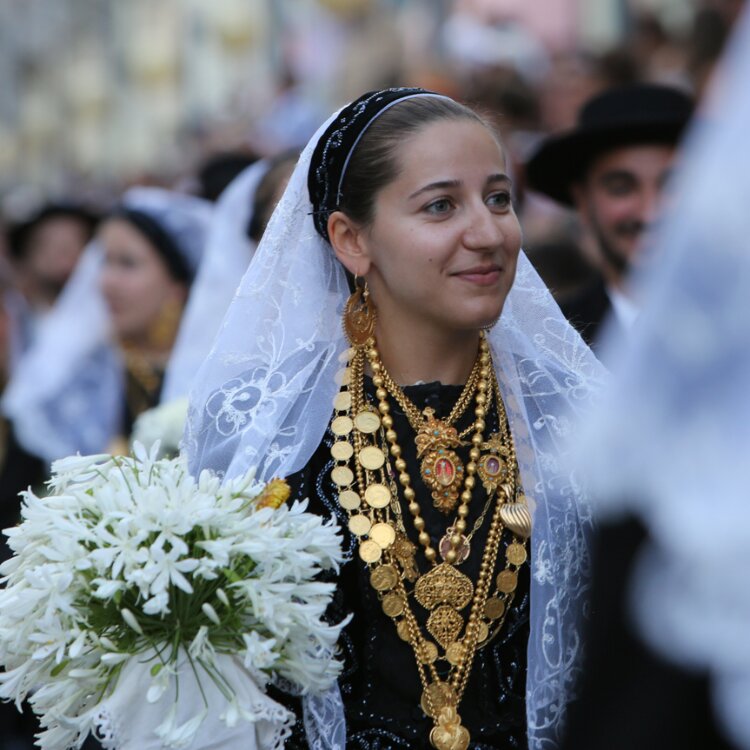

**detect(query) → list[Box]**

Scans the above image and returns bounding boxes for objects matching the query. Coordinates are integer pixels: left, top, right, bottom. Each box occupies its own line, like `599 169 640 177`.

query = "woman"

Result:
186 89 604 749
6 201 99 351
2 187 211 463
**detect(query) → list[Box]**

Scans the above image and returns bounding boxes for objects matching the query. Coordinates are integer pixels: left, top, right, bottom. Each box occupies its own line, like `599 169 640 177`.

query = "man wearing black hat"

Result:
526 83 694 355
530 83 738 750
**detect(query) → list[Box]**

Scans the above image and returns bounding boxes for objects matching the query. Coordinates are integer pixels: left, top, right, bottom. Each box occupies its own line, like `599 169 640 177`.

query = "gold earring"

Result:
343 276 376 347
147 298 183 350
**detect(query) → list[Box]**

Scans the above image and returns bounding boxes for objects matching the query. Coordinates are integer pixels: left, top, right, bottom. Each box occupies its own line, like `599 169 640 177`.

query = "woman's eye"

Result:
424 198 453 215
105 253 138 270
487 191 511 210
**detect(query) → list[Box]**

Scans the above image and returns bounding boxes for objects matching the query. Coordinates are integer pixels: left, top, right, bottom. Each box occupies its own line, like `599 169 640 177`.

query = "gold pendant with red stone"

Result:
476 432 510 493
421 447 464 513
416 409 466 514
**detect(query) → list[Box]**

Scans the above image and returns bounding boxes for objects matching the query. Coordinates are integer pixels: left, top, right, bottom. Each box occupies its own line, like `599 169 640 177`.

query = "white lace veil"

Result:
184 100 607 749
576 8 750 749
2 187 212 463
162 161 270 402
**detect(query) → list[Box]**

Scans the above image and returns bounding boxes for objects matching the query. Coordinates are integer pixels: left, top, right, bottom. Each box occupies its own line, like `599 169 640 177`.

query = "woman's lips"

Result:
452 266 502 286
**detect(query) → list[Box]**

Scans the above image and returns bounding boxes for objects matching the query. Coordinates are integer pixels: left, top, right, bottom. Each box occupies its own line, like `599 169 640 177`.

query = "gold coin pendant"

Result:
354 410 381 434
331 415 353 436
484 597 506 620
359 539 382 564
370 564 399 592
506 542 527 566
382 592 405 618
476 621 490 643
331 440 354 461
333 391 352 411
359 446 386 471
420 681 454 719
445 641 466 666
335 368 352 386
396 619 411 641
338 489 361 511
364 483 391 509
370 522 396 549
348 514 371 537
420 641 438 664
338 347 354 364
496 569 517 594
331 466 354 487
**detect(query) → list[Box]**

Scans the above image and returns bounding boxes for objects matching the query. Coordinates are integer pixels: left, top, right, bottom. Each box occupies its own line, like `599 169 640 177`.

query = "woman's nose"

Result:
463 204 504 251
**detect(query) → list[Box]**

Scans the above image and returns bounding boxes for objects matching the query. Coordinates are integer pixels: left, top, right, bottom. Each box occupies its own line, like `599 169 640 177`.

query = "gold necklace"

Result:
327 334 532 750
377 356 481 431
378 356 486 514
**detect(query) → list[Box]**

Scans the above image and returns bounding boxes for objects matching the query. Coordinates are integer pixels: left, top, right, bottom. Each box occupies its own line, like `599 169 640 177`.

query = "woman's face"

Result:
353 118 522 336
99 218 186 344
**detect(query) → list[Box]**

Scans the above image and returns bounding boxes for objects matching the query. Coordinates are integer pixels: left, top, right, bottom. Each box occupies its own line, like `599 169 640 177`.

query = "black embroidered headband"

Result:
307 87 447 242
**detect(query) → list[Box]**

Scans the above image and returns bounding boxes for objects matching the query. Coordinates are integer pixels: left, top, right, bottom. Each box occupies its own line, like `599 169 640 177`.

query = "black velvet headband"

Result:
307 87 443 242
113 207 194 284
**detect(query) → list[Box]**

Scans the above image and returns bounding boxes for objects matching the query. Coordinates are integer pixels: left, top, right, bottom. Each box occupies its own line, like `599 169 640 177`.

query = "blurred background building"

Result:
0 0 737 202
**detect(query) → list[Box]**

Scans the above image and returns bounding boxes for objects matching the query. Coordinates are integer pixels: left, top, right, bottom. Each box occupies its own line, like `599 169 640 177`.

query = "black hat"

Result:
526 83 694 206
7 202 100 260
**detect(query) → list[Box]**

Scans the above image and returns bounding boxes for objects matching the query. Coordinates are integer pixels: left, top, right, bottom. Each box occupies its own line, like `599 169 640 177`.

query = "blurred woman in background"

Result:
2 187 211 464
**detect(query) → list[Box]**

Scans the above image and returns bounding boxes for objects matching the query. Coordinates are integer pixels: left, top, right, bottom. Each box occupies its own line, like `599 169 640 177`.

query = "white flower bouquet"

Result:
0 443 345 750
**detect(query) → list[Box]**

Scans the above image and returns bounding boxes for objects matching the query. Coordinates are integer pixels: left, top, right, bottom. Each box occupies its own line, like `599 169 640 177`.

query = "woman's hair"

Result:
109 209 194 285
247 150 299 243
338 96 499 229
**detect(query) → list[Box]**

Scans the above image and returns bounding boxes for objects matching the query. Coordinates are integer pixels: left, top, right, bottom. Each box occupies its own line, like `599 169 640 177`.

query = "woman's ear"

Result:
327 211 372 277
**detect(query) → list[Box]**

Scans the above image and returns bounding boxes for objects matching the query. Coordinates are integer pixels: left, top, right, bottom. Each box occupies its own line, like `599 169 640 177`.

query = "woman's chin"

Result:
455 306 505 332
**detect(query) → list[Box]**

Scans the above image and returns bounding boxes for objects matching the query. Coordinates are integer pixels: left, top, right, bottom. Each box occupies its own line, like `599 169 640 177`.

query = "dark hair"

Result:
110 208 194 285
337 96 496 230
247 150 299 243
8 203 99 260
198 151 259 202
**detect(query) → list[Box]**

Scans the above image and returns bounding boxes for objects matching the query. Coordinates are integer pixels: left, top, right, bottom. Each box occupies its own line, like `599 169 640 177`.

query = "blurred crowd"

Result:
0 0 745 748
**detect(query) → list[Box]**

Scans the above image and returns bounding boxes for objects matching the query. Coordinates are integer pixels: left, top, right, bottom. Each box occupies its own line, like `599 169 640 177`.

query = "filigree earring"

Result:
147 298 183 350
343 276 376 346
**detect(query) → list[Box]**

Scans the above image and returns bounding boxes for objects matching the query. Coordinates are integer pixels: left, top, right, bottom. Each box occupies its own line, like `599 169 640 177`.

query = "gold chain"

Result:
378 353 482 432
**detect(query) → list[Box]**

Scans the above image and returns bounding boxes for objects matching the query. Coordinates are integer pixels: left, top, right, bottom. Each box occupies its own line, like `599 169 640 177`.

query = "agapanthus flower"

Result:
0 446 345 749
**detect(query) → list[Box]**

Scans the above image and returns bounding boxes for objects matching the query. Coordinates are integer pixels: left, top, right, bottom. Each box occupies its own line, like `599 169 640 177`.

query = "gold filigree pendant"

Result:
476 433 510 492
429 706 471 750
414 563 474 611
421 448 464 513
415 409 466 513
427 604 464 648
392 533 419 581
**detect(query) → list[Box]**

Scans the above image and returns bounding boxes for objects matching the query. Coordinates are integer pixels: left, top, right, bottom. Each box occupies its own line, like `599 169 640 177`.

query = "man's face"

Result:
572 143 676 287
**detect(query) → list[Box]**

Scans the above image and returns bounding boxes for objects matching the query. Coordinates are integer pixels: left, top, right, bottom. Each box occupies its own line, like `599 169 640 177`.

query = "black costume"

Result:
558 276 626 358
276 379 530 750
0 420 47 750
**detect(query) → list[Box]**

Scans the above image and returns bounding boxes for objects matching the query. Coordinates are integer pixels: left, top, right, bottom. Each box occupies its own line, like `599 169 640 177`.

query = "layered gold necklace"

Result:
328 332 532 750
